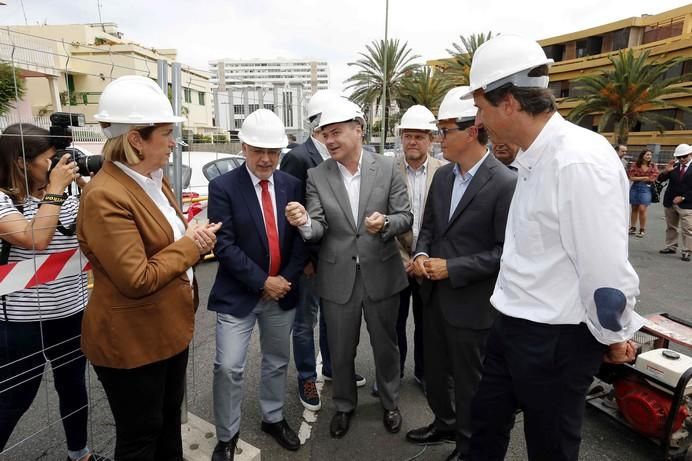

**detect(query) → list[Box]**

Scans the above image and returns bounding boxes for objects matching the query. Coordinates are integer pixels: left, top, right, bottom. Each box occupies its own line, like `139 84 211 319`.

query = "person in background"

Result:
491 140 520 170
78 75 220 461
0 124 108 461
616 144 629 170
628 148 659 238
393 105 444 392
286 134 298 149
658 143 692 261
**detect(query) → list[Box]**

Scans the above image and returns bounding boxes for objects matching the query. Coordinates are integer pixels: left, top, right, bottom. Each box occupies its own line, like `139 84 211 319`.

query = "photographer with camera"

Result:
77 75 220 461
0 123 108 461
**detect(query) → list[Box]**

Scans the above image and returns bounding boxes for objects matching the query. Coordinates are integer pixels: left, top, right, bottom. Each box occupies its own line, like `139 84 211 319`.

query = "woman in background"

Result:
628 148 659 238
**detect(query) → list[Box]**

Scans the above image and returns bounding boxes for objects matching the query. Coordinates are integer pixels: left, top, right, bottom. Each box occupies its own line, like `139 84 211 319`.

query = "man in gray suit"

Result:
405 87 517 461
285 98 412 439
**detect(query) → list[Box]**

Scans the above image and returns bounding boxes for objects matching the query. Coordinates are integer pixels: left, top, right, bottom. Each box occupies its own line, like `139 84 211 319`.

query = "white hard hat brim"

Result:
94 115 186 124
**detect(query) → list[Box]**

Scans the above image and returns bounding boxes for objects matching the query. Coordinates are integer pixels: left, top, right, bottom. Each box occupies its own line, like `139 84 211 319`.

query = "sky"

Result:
1 0 690 94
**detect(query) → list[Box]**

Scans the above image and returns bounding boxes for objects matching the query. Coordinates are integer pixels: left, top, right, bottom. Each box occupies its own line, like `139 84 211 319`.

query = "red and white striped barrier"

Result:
0 249 91 296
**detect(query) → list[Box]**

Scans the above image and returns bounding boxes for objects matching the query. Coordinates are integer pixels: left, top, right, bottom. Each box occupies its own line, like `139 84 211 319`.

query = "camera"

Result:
49 111 103 176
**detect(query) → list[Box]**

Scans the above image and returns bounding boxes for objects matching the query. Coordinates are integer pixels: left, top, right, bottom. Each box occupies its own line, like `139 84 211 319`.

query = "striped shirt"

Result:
0 191 88 322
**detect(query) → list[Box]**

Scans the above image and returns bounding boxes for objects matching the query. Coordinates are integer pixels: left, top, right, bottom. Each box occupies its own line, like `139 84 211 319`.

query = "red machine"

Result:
588 313 692 461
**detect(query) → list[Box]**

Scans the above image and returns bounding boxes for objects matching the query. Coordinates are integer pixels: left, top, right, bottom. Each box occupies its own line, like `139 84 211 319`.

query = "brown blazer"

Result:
77 161 200 369
396 154 445 263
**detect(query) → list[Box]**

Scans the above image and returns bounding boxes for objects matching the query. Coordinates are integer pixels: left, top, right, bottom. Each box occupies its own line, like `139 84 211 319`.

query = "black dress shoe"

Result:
330 411 353 438
659 247 677 254
261 419 300 451
682 252 691 262
406 423 456 445
212 432 239 461
383 408 402 433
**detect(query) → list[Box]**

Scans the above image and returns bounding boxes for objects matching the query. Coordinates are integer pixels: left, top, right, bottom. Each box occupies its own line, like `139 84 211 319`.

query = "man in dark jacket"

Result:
658 143 692 261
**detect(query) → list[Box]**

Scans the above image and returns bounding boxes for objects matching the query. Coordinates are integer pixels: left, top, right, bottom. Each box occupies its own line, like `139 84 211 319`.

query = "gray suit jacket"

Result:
305 150 413 304
415 153 517 329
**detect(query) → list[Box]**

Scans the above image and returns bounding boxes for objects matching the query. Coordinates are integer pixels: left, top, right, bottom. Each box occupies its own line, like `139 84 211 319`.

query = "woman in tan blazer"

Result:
77 76 220 461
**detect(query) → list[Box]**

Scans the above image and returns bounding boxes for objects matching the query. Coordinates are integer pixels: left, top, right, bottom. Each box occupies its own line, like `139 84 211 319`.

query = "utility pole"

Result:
380 0 389 155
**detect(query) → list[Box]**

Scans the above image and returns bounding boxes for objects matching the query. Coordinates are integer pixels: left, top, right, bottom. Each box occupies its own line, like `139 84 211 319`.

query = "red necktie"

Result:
681 164 687 179
260 180 281 276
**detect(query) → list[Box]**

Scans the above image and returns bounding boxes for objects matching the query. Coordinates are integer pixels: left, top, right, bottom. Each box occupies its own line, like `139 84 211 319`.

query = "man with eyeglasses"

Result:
208 109 307 460
405 86 516 461
658 143 692 261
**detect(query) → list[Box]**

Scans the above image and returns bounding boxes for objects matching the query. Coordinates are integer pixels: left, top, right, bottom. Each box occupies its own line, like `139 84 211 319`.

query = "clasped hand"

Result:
185 220 221 255
412 255 448 280
262 275 291 301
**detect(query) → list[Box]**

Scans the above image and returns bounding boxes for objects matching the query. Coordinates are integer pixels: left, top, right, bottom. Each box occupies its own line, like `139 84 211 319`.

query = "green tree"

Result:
0 62 26 116
568 49 691 145
397 66 451 115
345 38 420 139
440 32 495 86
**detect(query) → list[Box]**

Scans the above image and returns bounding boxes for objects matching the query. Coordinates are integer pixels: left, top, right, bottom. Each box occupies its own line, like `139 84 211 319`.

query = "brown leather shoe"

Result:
383 408 402 433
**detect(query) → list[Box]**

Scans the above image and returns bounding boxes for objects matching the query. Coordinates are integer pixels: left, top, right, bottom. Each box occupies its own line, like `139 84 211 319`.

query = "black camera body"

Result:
48 112 103 176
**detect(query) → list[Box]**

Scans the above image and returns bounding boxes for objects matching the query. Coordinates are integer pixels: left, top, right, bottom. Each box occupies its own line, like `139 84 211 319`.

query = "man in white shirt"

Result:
392 105 444 390
285 98 412 439
462 35 643 461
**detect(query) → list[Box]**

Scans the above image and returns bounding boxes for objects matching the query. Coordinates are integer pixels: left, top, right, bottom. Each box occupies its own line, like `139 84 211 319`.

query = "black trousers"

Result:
396 277 424 380
469 314 607 461
423 293 489 456
94 348 189 461
0 312 88 453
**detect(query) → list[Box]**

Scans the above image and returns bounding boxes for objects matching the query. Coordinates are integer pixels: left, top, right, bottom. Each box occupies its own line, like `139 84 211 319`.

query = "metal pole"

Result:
380 0 389 155
171 64 183 210
157 60 170 180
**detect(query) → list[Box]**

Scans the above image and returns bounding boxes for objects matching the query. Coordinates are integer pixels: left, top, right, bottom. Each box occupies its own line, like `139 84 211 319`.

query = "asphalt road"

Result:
2 203 690 461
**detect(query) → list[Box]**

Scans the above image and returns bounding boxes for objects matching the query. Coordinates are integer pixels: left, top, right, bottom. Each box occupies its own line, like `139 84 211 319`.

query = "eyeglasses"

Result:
438 127 465 139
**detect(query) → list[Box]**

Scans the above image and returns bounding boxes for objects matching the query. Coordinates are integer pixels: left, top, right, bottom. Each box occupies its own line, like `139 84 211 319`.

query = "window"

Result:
233 104 244 115
184 88 192 103
198 92 205 106
264 104 274 112
248 104 259 112
282 92 293 127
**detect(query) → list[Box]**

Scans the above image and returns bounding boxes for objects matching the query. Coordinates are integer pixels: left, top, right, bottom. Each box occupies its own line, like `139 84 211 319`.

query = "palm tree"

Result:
568 49 691 145
397 66 451 115
439 32 495 86
345 38 420 139
0 62 26 117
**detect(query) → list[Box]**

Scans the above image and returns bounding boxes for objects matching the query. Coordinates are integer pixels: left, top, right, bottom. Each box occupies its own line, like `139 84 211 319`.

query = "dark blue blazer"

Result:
207 165 307 317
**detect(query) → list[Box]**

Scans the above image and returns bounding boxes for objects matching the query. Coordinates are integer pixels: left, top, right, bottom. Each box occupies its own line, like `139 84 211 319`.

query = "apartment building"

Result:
209 58 329 95
428 4 691 151
1 23 216 134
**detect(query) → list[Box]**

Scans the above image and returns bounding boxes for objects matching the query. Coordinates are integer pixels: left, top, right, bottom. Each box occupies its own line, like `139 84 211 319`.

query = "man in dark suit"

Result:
208 109 307 461
285 97 412 439
405 86 517 461
658 143 692 261
281 91 367 413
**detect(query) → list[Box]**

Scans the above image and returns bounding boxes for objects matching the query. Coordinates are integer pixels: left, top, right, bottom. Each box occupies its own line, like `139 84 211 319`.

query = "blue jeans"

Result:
292 273 332 382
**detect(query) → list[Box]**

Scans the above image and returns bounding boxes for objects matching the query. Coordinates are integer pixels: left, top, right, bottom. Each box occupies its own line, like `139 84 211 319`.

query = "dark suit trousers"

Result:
322 268 400 412
397 277 424 380
468 314 607 461
94 348 188 461
423 290 489 455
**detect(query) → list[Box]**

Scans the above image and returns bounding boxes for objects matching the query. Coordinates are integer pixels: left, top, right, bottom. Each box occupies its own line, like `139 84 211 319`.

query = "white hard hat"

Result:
316 98 365 129
307 90 342 123
461 35 554 99
673 143 692 157
397 105 437 134
238 109 288 149
95 75 184 138
438 87 477 122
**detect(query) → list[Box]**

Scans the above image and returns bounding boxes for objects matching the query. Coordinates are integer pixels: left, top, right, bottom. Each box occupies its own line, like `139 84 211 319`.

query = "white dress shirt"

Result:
405 158 428 248
490 113 644 345
245 165 279 234
299 150 363 240
114 162 193 284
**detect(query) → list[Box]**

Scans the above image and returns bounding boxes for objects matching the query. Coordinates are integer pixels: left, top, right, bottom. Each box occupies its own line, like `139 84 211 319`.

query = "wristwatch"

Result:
381 215 390 233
